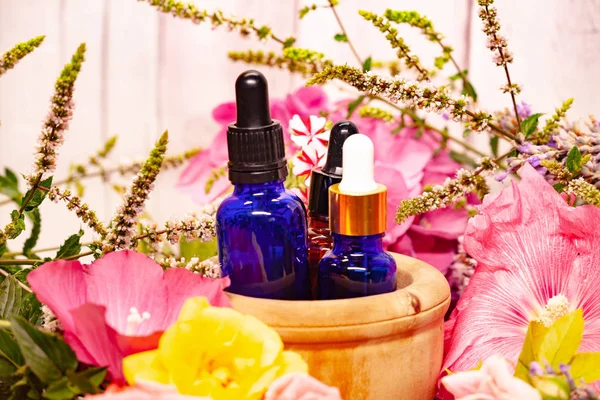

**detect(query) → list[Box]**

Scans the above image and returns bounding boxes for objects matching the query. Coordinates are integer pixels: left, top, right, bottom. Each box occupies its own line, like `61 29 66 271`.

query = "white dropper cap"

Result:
338 133 378 195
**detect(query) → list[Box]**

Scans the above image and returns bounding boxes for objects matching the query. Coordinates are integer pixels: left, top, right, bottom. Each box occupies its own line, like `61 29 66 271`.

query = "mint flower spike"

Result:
0 35 45 78
48 187 108 237
30 43 86 182
359 10 430 81
138 0 294 46
104 131 169 252
395 165 491 224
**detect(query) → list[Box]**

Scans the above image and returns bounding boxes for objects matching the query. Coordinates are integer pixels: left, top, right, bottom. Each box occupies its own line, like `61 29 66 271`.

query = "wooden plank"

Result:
154 0 299 216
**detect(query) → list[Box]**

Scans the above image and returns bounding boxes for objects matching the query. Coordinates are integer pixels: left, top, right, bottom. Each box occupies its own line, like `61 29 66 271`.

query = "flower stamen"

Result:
126 307 151 335
534 294 570 327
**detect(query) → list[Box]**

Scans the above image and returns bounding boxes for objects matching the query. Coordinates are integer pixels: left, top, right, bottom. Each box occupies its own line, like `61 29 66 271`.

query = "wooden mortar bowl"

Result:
227 253 450 400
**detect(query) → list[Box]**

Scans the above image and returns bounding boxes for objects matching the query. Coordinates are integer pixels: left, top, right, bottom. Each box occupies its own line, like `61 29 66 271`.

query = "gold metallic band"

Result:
329 183 387 236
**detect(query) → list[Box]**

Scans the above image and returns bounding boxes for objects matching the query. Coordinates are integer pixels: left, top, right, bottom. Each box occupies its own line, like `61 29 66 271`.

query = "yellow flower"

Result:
123 297 308 400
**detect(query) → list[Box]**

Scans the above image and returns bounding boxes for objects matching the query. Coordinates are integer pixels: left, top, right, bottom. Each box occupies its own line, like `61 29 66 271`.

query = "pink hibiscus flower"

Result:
178 87 329 204
85 382 206 400
28 250 231 383
443 163 600 382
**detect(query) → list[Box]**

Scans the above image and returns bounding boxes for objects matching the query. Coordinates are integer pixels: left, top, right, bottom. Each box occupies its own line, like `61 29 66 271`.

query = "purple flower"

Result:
517 101 532 119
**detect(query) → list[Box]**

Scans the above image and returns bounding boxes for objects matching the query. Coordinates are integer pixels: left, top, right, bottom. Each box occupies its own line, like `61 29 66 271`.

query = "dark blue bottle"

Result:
318 233 396 299
216 70 310 300
318 134 397 300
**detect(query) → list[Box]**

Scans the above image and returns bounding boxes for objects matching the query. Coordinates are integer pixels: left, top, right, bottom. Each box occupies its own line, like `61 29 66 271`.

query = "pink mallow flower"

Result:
265 374 342 400
443 163 600 383
178 87 328 204
28 250 231 383
441 355 541 400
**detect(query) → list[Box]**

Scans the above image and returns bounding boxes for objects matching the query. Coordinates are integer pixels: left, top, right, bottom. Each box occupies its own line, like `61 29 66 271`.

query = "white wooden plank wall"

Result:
0 0 599 249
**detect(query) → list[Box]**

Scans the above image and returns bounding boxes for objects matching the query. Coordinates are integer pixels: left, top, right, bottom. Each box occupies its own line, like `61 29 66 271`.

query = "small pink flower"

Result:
441 355 541 400
28 250 231 383
85 382 206 400
291 142 327 186
265 374 342 400
289 114 330 152
443 163 600 385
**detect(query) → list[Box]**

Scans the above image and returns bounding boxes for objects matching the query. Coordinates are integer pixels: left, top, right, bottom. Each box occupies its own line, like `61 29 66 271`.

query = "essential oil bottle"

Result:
216 70 310 300
318 133 397 300
307 120 358 299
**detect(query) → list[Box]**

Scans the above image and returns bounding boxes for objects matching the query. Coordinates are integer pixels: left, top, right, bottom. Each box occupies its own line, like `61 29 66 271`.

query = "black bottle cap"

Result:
308 120 359 216
227 70 287 184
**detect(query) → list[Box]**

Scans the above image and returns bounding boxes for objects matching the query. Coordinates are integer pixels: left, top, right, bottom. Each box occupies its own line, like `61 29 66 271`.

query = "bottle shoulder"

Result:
216 191 307 222
320 248 396 266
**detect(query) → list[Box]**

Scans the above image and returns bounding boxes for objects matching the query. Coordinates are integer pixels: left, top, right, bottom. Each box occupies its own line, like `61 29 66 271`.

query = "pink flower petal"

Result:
375 164 414 243
69 304 126 382
211 102 236 126
27 260 87 332
162 268 231 324
410 207 470 240
85 251 167 335
265 374 342 400
407 231 456 274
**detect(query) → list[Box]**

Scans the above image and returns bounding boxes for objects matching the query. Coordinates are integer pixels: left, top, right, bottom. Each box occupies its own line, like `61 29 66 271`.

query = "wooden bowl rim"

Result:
227 252 450 328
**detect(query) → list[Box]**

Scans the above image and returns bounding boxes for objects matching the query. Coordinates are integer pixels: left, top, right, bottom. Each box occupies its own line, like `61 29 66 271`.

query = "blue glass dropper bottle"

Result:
318 133 397 299
216 70 310 300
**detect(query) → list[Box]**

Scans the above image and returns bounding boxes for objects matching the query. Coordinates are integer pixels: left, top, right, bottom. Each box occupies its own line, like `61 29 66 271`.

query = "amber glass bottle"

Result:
306 121 358 299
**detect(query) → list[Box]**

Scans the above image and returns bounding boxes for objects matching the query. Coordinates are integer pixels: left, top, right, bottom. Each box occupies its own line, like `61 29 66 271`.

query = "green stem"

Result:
0 250 93 265
328 1 363 65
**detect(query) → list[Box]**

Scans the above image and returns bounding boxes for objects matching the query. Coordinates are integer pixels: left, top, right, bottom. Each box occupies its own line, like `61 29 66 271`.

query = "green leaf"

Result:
553 183 565 193
9 316 77 384
0 328 24 372
21 176 53 212
23 209 41 258
54 229 84 260
449 150 477 167
66 367 106 395
5 169 18 187
299 6 311 19
515 320 550 380
346 95 365 118
19 293 43 325
0 243 6 258
43 376 75 400
448 70 468 81
362 56 372 72
334 33 348 42
521 113 544 138
8 210 26 239
490 136 499 157
180 238 218 260
570 352 600 383
566 146 582 173
530 375 570 400
0 276 23 319
282 37 296 49
462 81 477 102
538 309 584 369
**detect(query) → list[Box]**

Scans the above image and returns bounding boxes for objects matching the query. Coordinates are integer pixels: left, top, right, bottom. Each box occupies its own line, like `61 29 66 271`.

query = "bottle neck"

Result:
308 210 329 228
233 179 285 195
332 232 385 252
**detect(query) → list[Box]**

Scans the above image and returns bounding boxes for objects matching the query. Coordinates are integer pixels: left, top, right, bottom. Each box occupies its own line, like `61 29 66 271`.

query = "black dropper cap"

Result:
308 120 359 216
227 70 287 184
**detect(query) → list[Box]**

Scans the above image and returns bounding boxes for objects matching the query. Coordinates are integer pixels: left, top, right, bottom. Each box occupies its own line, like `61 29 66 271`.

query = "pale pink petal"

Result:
85 251 167 335
162 268 231 324
212 102 236 126
265 374 342 400
27 260 87 332
440 370 487 398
